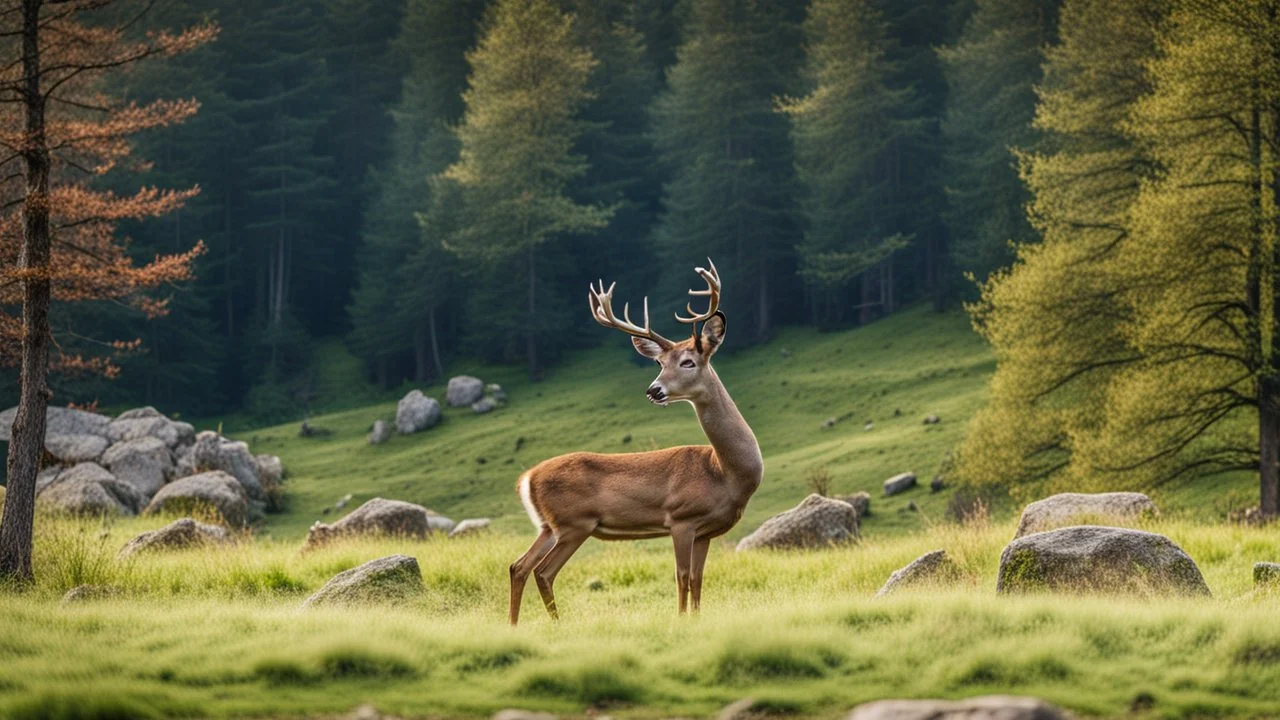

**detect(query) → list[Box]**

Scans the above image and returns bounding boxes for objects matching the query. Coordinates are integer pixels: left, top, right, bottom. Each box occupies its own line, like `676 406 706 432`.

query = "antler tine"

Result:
588 278 671 345
674 257 722 325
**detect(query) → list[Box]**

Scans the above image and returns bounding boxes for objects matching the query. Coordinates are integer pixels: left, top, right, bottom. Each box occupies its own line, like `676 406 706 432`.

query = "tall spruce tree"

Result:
939 0 1060 285
441 0 612 379
651 0 800 343
955 0 1163 491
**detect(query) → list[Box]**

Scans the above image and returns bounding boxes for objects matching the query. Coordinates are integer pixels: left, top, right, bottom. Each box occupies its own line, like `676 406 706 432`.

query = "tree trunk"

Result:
1261 383 1279 518
413 325 428 383
428 306 444 380
756 260 769 343
526 236 539 381
0 0 52 583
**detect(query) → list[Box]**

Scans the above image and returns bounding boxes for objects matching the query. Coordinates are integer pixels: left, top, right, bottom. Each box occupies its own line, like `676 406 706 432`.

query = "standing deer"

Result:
509 260 763 625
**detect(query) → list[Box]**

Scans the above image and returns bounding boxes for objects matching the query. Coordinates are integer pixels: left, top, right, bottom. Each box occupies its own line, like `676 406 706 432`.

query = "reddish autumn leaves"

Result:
0 0 218 377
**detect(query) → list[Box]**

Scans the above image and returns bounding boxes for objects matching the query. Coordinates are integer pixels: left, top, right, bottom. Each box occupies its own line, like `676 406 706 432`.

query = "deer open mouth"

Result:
647 387 668 406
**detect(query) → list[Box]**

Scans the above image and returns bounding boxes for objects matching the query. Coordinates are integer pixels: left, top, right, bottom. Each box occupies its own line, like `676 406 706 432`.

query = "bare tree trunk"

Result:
526 239 539 381
428 306 444 380
0 0 52 583
413 325 428 383
1261 384 1279 518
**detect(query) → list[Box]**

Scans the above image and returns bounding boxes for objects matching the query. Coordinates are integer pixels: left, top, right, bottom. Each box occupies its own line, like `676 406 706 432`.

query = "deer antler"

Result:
674 257 721 325
589 279 672 348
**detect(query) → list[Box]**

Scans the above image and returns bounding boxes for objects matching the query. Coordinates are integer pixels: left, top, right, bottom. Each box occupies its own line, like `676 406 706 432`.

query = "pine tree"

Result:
652 0 800 343
939 0 1060 285
955 0 1163 491
441 0 612 380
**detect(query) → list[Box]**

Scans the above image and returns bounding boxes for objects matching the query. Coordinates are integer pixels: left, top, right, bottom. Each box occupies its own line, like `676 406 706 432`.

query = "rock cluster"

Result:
0 405 282 525
736 494 859 551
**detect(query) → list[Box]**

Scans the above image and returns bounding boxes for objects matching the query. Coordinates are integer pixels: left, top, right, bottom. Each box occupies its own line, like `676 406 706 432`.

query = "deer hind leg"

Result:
533 524 593 620
689 536 711 613
509 525 555 626
672 527 695 614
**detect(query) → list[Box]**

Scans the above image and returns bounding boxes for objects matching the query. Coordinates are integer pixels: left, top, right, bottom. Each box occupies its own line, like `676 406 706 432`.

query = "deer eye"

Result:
680 359 696 369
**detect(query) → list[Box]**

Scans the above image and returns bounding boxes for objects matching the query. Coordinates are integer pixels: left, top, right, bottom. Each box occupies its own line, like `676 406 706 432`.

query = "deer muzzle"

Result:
646 383 668 406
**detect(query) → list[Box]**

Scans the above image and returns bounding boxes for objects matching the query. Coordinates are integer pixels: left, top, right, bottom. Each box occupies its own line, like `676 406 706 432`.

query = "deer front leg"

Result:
672 527 695 614
509 526 555 626
689 536 711 613
533 525 592 620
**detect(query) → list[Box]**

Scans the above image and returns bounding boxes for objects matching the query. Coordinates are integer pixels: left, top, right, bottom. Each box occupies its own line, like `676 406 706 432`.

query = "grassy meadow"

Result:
6 306 1280 719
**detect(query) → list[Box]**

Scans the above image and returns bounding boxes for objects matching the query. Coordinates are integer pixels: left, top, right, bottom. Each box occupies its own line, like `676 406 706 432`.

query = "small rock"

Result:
1255 561 1280 587
736 494 859 551
472 397 497 414
893 408 902 417
449 518 491 538
621 434 632 444
930 475 945 493
822 417 837 429
118 517 231 558
906 500 918 512
835 491 871 518
923 414 940 425
492 711 558 720
586 577 605 591
718 698 758 720
864 422 874 431
876 550 952 597
1015 492 1158 537
883 472 917 497
145 471 251 527
486 383 508 403
335 493 353 510
302 554 423 608
304 497 454 550
446 375 485 407
368 419 392 445
847 695 1070 720
298 420 333 438
61 584 121 604
396 391 441 434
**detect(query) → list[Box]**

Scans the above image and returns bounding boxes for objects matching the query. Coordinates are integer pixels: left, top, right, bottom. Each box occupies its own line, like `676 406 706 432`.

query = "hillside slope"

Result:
238 305 994 540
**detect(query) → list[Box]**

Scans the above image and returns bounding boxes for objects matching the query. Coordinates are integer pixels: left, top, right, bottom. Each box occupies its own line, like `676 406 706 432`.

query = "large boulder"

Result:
876 549 953 597
368 420 392 445
997 525 1210 597
883 472 917 497
0 405 109 442
846 696 1069 720
105 407 192 448
446 375 484 407
395 391 441 434
835 491 871 518
1015 492 1158 537
145 471 250 527
302 554 423 607
304 497 454 550
255 454 284 488
118 517 232 558
37 463 143 516
176 431 264 500
101 436 172 497
44 433 109 464
736 494 859 551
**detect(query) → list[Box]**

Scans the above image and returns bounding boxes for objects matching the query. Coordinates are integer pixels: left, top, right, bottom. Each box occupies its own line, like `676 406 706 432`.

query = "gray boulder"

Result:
997 525 1209 596
0 405 109 442
492 712 557 720
446 375 484 407
255 454 284 487
471 397 497 414
876 549 953 597
61 584 122 604
395 390 441 434
118 517 232 558
304 497 454 551
1255 561 1280 587
486 383 508 403
37 463 143 516
44 433 109 464
101 436 172 497
736 494 859 551
176 431 264 500
105 407 190 448
302 554 423 607
449 518 491 538
883 472 917 497
368 419 392 445
1015 492 1158 537
836 491 871 518
145 471 250 527
846 696 1069 720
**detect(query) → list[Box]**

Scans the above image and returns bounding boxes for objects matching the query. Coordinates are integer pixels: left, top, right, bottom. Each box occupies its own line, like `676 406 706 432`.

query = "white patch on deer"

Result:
519 472 543 529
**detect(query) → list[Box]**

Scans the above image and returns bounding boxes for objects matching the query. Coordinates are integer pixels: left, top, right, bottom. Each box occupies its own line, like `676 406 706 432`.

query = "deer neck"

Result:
692 365 762 486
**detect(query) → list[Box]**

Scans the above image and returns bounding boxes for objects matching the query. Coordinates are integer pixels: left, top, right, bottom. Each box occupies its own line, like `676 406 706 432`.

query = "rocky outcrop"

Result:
304 497 454 550
302 554 423 607
449 518 491 538
846 696 1069 720
101 436 172 497
105 406 193 448
1015 492 1158 537
876 549 953 597
368 420 392 445
446 375 484 407
997 525 1209 597
37 462 144 516
176 431 264 500
883 472 917 497
0 405 110 442
118 517 232 558
736 494 858 551
395 391 441 434
43 433 109 464
145 471 250 527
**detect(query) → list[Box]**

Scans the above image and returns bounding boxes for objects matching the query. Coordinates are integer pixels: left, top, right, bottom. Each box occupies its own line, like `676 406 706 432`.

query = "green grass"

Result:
5 512 1280 718
229 304 996 540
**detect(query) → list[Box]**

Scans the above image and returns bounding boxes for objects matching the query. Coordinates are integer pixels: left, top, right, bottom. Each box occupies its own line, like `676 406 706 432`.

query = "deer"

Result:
509 260 763 625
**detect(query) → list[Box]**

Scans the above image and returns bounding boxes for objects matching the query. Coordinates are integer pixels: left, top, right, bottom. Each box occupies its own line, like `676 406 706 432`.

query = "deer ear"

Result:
632 335 665 360
700 312 726 357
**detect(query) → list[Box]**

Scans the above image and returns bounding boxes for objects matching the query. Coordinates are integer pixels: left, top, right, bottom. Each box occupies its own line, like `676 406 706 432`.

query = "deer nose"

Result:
646 383 667 404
